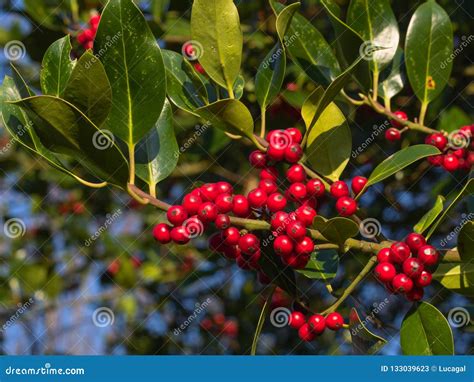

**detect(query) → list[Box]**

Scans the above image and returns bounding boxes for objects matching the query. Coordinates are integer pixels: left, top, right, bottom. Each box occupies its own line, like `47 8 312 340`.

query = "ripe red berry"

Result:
238 233 260 255
295 236 314 256
417 245 439 266
167 205 188 226
306 179 326 198
215 214 231 230
288 183 307 201
248 188 267 208
200 183 219 202
377 248 391 263
223 245 241 260
385 128 401 142
170 226 191 245
391 110 408 128
273 235 293 256
414 270 432 287
286 164 306 183
335 196 357 217
289 311 306 329
232 195 250 217
286 127 303 144
209 232 226 252
198 202 218 223
182 194 202 215
406 286 424 301
281 252 299 268
286 220 306 241
405 233 427 254
153 223 171 244
374 262 396 283
260 167 278 181
259 178 278 195
215 194 233 213
325 312 344 331
389 242 411 263
442 154 459 172
216 181 233 195
249 150 267 168
330 181 349 198
222 227 240 245
295 205 317 226
284 143 303 163
298 323 315 342
402 258 424 278
267 193 287 212
267 145 286 162
308 314 326 334
425 133 448 151
392 273 414 293
351 176 368 196
453 148 466 158
271 211 291 232
427 154 444 166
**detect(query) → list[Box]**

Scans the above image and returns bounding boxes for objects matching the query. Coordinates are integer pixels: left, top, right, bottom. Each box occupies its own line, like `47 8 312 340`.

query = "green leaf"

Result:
18 264 48 293
458 221 474 262
297 250 338 282
365 145 441 190
63 51 112 127
400 302 454 355
220 75 245 100
305 102 351 181
191 0 243 93
162 49 208 114
347 0 399 73
24 0 66 31
151 0 170 24
349 308 387 355
433 263 474 297
40 36 76 96
437 106 471 133
11 64 34 98
136 100 178 190
414 195 444 234
312 216 359 247
301 86 323 129
405 0 453 104
272 1 340 86
95 0 166 145
12 95 129 187
378 48 405 100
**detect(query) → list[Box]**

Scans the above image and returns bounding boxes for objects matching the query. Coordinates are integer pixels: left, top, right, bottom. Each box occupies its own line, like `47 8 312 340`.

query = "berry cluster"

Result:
77 14 101 50
374 233 439 301
289 311 344 342
384 110 409 142
425 125 474 172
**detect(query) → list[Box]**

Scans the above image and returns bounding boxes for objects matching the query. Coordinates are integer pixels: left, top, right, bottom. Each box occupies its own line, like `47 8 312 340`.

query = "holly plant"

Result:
1 0 472 355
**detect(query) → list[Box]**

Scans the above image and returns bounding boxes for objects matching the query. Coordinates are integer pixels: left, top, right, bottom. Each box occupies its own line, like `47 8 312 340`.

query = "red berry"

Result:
392 273 414 293
374 262 396 283
406 287 424 301
153 223 171 244
325 312 344 331
89 14 101 29
286 164 306 183
286 127 303 144
351 176 367 196
425 133 448 151
167 205 188 226
286 220 306 241
288 182 307 201
414 270 432 287
260 167 278 181
284 143 303 163
267 193 287 212
385 128 401 142
427 154 444 166
232 195 250 217
295 236 314 256
223 245 241 260
389 242 411 263
377 248 391 263
267 145 286 162
248 188 267 208
442 154 459 172
170 226 191 244
289 311 306 329
259 178 278 194
273 235 293 256
215 194 233 213
335 197 357 217
200 183 219 202
281 253 299 268
216 181 233 195
295 205 316 226
404 233 426 254
306 179 326 198
308 314 326 334
182 194 202 215
209 232 225 252
215 214 230 230
249 150 267 168
298 323 315 341
417 245 439 266
330 181 349 198
222 227 240 246
391 110 408 128
198 202 218 223
402 258 424 278
238 233 260 255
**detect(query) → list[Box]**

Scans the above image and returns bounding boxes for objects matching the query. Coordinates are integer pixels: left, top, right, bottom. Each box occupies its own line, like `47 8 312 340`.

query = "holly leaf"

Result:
349 308 387 355
312 216 359 247
297 250 338 284
437 106 471 133
414 195 444 234
378 48 405 101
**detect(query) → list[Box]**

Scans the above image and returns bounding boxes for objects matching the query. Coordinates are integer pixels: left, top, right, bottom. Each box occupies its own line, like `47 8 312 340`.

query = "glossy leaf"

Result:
400 302 454 355
301 86 323 129
349 308 387 355
458 221 474 262
151 0 170 23
305 102 351 181
220 75 245 100
297 250 338 281
95 0 166 145
40 35 76 96
437 106 471 133
405 0 453 103
414 195 444 234
136 100 178 190
433 263 474 297
63 50 112 127
191 0 243 93
272 2 340 86
11 64 34 98
378 48 405 100
312 216 359 247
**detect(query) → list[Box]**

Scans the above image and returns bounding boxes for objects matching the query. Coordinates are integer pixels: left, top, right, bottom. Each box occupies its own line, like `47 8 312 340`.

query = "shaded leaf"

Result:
437 106 471 133
297 250 338 282
349 308 387 354
433 263 474 297
378 48 405 100
312 216 359 246
414 195 444 234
